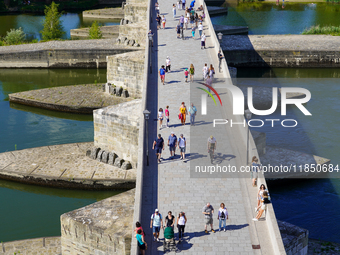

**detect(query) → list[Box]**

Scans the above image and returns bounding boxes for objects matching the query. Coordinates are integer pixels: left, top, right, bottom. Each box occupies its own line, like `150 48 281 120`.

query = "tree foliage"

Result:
89 21 102 39
40 1 65 41
4 28 26 45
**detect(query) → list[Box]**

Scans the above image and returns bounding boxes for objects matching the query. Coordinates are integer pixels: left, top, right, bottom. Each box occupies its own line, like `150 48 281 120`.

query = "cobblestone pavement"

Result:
140 0 258 254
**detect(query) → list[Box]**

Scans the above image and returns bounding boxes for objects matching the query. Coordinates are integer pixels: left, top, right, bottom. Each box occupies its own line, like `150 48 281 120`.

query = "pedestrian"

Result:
166 56 171 72
178 134 186 160
162 15 166 29
195 13 199 27
189 63 195 82
159 65 166 85
201 32 206 49
177 0 181 9
218 50 223 72
191 24 196 38
184 69 189 82
188 103 197 126
177 212 187 242
173 4 176 18
202 202 215 233
184 16 188 30
168 131 177 159
134 221 145 238
150 209 164 242
148 30 154 47
251 156 261 187
158 107 164 129
153 134 164 163
165 105 170 128
207 135 216 164
165 211 175 229
255 184 267 212
179 102 187 125
181 0 185 10
217 203 228 231
179 15 184 29
198 22 203 38
206 75 212 94
209 64 215 81
156 14 161 30
155 2 160 14
135 229 147 255
253 191 271 221
176 22 181 38
202 63 208 80
190 12 195 25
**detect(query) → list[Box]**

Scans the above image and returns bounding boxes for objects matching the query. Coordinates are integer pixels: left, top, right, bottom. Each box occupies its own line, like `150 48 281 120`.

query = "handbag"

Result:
178 113 182 120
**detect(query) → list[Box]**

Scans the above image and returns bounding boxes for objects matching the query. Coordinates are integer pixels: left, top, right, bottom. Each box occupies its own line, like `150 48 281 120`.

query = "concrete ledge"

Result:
0 142 136 190
83 7 124 19
9 84 132 114
0 236 61 255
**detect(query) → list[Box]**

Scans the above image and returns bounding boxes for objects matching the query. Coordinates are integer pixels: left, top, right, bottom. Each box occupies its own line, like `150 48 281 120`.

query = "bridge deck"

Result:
139 0 277 254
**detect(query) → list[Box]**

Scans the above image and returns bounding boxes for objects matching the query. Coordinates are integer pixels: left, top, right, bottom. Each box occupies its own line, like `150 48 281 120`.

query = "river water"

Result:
0 69 122 242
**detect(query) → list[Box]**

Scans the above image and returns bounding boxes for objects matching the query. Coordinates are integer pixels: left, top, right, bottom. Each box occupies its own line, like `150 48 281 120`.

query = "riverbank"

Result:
0 142 136 189
9 84 132 114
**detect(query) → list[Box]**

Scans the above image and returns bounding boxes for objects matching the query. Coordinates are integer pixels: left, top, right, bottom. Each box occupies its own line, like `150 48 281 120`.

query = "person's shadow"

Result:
214 153 236 164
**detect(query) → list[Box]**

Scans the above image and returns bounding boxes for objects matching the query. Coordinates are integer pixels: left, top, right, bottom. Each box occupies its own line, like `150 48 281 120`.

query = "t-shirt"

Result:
154 137 164 148
168 135 177 147
218 52 222 60
202 205 214 218
165 215 174 226
208 137 216 149
189 106 197 115
156 16 161 23
160 68 165 75
218 208 228 219
178 137 186 147
136 234 144 245
162 17 166 23
166 58 171 66
201 34 206 41
184 70 189 76
148 33 153 40
206 77 212 87
198 24 203 31
180 16 184 23
151 213 162 227
252 162 260 172
184 17 188 23
165 108 169 117
192 26 196 32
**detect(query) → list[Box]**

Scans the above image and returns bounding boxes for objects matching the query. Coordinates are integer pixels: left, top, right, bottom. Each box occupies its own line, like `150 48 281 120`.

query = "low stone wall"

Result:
94 100 141 168
82 8 124 19
278 220 309 255
70 25 119 39
250 130 266 157
61 189 135 255
107 51 145 98
0 48 138 68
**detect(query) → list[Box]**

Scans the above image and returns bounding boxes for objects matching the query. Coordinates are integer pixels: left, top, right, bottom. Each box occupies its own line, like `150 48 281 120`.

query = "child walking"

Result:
165 106 170 128
184 69 189 82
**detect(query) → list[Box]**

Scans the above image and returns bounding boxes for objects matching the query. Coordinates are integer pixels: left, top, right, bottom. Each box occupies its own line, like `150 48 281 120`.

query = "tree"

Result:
4 28 26 45
88 21 102 39
40 1 65 41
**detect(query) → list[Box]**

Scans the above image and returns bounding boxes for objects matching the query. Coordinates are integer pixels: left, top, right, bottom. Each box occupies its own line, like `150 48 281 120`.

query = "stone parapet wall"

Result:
118 23 147 47
107 51 145 98
61 189 135 255
94 100 141 168
123 4 148 23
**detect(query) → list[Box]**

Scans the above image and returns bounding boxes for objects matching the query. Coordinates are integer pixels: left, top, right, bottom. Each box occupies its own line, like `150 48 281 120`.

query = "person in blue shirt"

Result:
153 134 165 163
168 132 177 159
188 103 197 126
135 229 147 254
159 65 166 85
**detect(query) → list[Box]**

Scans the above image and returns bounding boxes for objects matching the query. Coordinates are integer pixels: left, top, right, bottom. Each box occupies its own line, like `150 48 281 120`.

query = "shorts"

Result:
180 147 186 153
261 204 267 210
169 146 176 152
160 74 165 80
138 243 146 250
201 41 205 47
253 171 258 179
185 75 188 78
205 217 213 225
155 148 162 154
153 226 160 233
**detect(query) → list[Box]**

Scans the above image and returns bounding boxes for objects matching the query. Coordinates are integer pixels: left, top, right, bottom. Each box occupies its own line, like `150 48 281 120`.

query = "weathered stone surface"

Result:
121 161 132 170
86 149 91 157
82 7 124 20
108 152 118 165
122 89 129 98
116 87 123 96
101 151 109 163
70 25 119 39
61 189 135 255
114 157 125 168
97 149 104 161
90 147 101 159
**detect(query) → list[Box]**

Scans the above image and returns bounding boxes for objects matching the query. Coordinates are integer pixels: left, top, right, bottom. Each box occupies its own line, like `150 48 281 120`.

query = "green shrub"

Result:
302 25 340 36
4 28 26 45
40 1 65 41
88 21 102 39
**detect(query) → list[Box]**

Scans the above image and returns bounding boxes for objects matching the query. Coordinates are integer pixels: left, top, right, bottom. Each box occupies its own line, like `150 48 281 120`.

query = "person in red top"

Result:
134 221 145 238
184 69 189 82
165 106 170 128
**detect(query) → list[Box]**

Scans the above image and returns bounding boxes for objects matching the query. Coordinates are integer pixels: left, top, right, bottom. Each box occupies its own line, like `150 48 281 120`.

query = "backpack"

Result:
220 210 225 220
